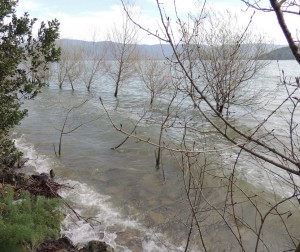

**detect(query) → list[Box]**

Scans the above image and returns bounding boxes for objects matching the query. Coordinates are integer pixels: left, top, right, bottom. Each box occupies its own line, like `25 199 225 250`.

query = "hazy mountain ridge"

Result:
259 46 296 60
57 39 290 60
57 39 174 59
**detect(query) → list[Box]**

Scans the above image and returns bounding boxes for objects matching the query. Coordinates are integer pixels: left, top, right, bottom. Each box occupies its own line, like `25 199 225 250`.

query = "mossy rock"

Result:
36 236 77 252
79 240 114 252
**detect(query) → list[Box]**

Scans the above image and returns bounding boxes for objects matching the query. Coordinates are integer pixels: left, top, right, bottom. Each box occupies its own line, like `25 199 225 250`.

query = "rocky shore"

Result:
0 160 114 252
37 237 114 252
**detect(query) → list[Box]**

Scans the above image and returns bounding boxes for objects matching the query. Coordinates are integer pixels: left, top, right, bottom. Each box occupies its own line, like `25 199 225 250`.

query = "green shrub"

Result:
0 188 62 251
0 137 23 169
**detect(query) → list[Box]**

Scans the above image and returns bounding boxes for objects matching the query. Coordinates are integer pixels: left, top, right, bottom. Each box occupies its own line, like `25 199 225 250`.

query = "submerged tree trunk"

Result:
114 64 122 97
70 82 74 91
86 79 92 92
114 82 119 98
296 243 300 252
150 92 155 107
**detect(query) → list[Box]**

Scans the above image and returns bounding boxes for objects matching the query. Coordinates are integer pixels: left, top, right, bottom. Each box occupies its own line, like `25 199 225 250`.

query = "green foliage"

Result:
0 2 62 250
0 0 60 169
0 188 62 251
0 0 60 133
0 138 23 169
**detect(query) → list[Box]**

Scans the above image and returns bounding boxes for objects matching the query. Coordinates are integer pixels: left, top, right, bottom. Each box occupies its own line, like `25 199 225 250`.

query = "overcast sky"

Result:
16 0 295 45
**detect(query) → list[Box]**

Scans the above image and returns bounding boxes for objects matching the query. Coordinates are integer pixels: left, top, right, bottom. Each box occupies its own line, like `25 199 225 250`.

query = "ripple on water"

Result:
13 134 185 251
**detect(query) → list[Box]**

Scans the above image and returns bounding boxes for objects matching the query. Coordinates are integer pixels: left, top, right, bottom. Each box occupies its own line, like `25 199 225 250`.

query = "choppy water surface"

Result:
14 60 300 251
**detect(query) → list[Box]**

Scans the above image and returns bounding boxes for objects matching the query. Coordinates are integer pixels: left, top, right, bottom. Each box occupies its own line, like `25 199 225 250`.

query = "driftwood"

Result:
2 167 101 232
0 168 111 250
16 175 70 198
6 169 69 198
15 170 101 224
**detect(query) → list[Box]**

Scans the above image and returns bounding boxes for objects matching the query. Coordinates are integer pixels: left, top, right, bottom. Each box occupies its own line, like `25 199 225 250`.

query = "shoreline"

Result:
0 162 114 252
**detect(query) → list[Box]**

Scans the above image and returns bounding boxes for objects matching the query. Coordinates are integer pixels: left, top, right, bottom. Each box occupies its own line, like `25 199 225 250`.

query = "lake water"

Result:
13 60 300 251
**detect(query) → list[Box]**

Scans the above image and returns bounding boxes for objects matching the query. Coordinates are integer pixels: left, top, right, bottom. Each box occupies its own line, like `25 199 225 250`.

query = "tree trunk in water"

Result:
219 104 224 114
114 65 122 97
114 84 119 98
114 75 121 98
58 132 63 157
155 147 161 169
216 103 224 115
156 125 164 169
150 94 154 107
296 243 300 252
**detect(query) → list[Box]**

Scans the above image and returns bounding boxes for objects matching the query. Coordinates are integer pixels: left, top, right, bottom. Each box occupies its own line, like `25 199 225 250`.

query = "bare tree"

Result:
190 10 269 116
81 33 105 92
136 58 171 106
64 47 83 91
55 40 83 90
101 0 300 250
55 99 102 157
55 47 68 89
122 0 300 175
104 9 140 98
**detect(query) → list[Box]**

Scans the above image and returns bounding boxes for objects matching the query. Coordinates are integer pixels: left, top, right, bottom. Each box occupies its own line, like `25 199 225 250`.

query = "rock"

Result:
31 173 49 182
50 169 55 179
79 240 114 252
37 238 114 252
31 169 55 182
36 236 77 252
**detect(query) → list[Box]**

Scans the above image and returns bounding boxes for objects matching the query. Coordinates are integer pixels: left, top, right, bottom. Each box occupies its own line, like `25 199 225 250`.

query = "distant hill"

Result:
259 46 295 60
57 39 290 60
57 39 174 59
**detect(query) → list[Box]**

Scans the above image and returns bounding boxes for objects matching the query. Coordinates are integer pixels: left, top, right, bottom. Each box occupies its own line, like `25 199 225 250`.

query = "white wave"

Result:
14 135 53 174
13 134 182 252
59 179 182 251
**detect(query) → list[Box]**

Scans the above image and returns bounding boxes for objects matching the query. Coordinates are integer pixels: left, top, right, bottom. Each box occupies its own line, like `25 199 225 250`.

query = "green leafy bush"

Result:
0 188 62 251
0 0 60 174
0 138 23 169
